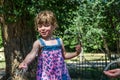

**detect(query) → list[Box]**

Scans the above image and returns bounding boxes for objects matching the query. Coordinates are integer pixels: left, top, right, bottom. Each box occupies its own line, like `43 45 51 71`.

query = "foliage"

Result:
2 0 80 52
102 0 120 52
1 0 120 52
75 0 106 52
65 0 120 52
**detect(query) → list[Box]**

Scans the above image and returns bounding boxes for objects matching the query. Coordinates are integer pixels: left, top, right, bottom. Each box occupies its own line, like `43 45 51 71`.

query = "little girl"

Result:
19 10 81 80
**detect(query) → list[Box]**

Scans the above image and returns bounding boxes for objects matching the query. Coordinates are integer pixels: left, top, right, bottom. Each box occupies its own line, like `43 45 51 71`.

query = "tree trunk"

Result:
101 35 111 59
1 15 37 80
117 32 120 54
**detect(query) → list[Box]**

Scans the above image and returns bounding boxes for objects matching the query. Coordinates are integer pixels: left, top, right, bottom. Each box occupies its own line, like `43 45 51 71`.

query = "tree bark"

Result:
1 15 37 80
101 35 111 59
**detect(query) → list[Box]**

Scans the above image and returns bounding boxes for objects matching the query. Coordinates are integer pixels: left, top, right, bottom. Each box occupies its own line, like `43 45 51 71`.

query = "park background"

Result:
0 0 120 80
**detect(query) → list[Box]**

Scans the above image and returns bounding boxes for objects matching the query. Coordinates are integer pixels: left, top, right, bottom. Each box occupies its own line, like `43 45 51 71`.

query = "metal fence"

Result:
1 51 120 80
67 53 120 80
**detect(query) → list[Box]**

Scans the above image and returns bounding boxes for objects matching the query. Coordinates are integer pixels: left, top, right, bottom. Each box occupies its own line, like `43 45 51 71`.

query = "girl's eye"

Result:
45 24 50 27
37 24 51 28
38 25 42 28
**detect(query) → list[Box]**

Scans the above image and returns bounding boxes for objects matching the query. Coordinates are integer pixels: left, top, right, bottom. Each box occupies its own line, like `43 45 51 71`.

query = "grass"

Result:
0 61 5 69
65 53 107 63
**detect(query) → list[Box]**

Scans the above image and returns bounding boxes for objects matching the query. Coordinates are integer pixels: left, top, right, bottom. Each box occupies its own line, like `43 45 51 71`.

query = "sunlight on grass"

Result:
65 53 107 63
0 61 5 69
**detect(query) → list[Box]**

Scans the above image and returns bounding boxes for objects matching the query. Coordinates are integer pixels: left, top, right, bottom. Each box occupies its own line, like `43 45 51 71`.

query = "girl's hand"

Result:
75 44 81 55
104 69 120 78
19 62 28 69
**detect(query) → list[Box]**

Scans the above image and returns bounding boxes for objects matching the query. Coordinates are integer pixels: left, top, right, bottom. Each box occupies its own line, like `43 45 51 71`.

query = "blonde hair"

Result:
34 10 58 30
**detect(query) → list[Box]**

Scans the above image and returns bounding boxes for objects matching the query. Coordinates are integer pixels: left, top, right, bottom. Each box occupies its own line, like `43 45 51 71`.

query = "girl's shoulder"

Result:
55 37 62 40
56 37 63 45
34 39 40 45
33 39 42 48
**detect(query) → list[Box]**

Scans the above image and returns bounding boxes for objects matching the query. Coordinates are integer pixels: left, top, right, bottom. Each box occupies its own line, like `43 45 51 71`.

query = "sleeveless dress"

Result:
36 38 71 80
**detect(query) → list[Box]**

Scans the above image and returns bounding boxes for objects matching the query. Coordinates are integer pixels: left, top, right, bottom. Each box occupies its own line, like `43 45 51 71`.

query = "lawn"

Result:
65 53 107 63
0 61 5 69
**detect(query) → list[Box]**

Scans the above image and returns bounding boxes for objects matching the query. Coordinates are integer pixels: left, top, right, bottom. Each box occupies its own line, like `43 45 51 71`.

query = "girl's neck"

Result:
42 36 55 41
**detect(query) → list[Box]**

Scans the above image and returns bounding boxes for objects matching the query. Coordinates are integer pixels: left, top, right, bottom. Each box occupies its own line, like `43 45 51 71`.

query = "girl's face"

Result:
37 23 55 39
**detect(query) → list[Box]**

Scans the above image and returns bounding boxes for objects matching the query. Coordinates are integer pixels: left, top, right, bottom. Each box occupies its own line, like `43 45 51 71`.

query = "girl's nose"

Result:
41 26 45 29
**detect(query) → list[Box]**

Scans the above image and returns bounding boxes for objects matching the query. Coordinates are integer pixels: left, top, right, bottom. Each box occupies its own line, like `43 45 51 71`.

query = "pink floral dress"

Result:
36 38 71 80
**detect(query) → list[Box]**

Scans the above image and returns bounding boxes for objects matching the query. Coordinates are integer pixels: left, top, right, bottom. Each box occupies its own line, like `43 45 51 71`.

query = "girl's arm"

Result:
60 38 81 59
19 40 41 68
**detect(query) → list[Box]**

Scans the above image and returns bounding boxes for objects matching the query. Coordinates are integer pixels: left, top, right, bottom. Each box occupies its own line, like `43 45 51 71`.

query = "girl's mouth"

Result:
41 31 47 35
